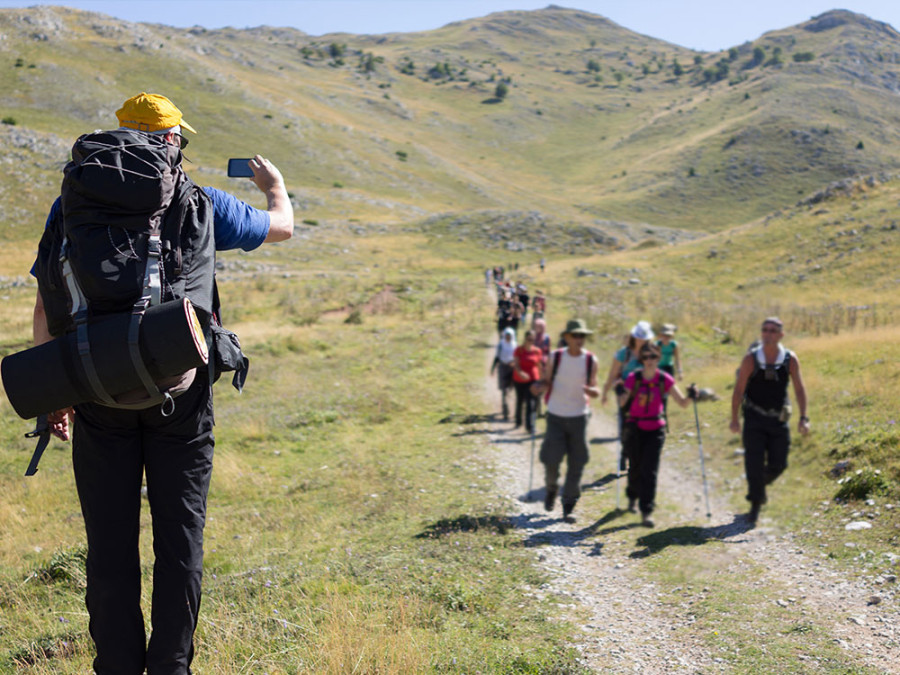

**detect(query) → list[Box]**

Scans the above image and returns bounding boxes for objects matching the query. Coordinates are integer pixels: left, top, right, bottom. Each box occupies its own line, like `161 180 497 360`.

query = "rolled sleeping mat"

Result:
1 298 208 420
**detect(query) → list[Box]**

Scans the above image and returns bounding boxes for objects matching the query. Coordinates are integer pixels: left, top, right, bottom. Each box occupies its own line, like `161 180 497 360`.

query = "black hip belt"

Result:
743 399 791 421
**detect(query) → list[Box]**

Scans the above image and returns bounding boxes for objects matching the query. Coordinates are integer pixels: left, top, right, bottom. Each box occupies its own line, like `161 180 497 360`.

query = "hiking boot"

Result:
562 502 576 523
544 488 557 512
627 498 637 514
641 514 655 528
619 455 628 472
747 501 761 526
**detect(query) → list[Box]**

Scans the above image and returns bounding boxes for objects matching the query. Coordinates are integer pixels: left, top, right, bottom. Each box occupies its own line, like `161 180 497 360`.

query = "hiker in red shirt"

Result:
512 330 542 433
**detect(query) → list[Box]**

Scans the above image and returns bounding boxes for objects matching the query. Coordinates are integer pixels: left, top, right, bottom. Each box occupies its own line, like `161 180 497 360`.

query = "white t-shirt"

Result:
547 350 590 417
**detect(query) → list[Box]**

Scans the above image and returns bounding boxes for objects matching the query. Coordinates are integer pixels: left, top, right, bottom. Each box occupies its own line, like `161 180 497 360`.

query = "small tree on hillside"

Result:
495 82 509 100
586 59 601 73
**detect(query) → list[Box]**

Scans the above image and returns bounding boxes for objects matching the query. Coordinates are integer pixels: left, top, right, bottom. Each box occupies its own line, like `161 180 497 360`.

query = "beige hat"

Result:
563 318 593 335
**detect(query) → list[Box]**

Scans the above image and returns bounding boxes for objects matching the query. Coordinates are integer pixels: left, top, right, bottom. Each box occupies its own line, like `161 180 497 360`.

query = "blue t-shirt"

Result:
615 346 642 378
31 187 270 275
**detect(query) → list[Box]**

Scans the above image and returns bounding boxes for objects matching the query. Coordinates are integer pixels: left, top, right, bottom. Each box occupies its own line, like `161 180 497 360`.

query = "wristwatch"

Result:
800 415 810 423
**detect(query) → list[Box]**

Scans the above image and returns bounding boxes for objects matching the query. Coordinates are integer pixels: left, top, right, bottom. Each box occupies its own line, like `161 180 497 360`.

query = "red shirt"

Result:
513 345 543 383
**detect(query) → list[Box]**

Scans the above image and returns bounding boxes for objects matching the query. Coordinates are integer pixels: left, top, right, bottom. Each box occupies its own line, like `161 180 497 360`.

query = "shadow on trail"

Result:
521 508 644 551
581 472 619 490
589 436 620 445
416 513 514 539
493 434 544 445
439 412 499 425
628 516 755 559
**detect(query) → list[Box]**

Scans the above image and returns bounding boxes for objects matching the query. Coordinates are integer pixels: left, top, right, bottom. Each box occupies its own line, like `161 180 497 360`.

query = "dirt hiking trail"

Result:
476 333 898 673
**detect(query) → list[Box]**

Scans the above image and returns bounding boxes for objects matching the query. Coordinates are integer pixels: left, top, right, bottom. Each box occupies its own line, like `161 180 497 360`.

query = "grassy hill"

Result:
1 5 900 246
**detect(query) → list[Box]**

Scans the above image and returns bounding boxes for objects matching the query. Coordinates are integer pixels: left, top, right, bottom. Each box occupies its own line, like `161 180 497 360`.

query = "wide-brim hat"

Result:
116 92 197 134
563 318 593 336
631 320 654 340
660 323 677 336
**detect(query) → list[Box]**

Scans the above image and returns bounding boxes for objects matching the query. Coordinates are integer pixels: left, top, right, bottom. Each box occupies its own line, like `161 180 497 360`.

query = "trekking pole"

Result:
615 408 622 511
692 398 712 519
528 408 536 500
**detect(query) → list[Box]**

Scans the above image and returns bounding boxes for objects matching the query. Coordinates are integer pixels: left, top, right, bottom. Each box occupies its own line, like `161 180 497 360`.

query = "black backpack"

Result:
34 129 224 409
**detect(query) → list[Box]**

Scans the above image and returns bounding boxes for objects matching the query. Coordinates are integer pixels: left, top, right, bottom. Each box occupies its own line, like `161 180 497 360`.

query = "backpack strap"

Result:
60 237 117 406
544 349 565 404
584 351 594 384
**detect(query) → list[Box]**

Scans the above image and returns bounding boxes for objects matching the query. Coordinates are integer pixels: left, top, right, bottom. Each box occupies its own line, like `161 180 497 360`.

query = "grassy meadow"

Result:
0 229 593 673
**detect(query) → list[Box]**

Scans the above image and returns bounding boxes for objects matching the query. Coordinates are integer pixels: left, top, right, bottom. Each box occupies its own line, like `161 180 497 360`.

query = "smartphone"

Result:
227 158 254 178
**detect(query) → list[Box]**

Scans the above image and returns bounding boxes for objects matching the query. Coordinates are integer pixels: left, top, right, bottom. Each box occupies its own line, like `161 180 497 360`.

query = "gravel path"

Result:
479 337 899 673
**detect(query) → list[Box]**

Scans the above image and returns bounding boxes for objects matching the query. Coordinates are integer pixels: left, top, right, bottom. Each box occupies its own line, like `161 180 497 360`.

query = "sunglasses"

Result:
761 327 781 333
642 354 660 361
175 133 189 149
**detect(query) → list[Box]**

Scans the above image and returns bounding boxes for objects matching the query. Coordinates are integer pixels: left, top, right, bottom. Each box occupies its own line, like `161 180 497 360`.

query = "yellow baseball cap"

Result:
115 92 197 134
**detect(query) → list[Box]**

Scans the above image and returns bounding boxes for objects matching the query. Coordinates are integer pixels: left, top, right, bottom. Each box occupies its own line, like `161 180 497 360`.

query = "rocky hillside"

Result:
1 6 899 243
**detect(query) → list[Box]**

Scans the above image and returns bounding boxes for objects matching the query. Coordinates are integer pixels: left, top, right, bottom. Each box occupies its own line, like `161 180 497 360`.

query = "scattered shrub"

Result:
2 116 17 125
586 59 600 73
332 181 343 188
835 468 891 501
793 51 815 62
302 219 319 226
395 150 408 161
494 82 509 100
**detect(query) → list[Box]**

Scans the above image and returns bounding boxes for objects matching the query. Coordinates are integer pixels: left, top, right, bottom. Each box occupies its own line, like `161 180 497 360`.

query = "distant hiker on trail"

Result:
517 283 530 326
531 318 551 417
532 318 551 360
731 317 810 525
540 257 546 273
657 323 682 380
27 93 294 673
485 268 492 286
621 344 694 527
512 330 542 433
491 327 517 421
509 292 525 335
532 290 546 322
533 319 599 523
496 291 514 335
600 320 654 470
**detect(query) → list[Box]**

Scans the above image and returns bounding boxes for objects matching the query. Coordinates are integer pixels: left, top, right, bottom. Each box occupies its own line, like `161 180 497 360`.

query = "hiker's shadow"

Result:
589 436 620 445
493 433 544 444
521 508 642 551
581 471 619 490
628 515 755 559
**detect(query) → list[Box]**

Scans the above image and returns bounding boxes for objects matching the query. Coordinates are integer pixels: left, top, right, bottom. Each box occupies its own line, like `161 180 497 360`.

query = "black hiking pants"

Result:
72 373 214 675
540 412 590 507
513 380 536 431
624 425 666 515
742 408 790 505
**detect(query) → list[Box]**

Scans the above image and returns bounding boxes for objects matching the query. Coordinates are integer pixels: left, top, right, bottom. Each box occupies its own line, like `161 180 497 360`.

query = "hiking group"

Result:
489 281 810 529
13 93 294 674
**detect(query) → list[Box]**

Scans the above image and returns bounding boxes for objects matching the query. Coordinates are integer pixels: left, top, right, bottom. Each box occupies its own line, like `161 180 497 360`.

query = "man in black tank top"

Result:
731 317 810 525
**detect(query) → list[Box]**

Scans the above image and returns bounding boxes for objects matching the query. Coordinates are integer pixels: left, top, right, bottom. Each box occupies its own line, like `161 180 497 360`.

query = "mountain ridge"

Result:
0 5 899 244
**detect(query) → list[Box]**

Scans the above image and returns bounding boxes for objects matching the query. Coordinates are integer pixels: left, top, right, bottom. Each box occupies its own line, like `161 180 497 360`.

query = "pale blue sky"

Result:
2 1 898 51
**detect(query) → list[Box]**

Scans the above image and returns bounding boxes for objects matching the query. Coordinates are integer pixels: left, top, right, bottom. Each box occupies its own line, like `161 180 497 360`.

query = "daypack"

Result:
544 348 594 403
33 128 232 410
622 371 668 423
